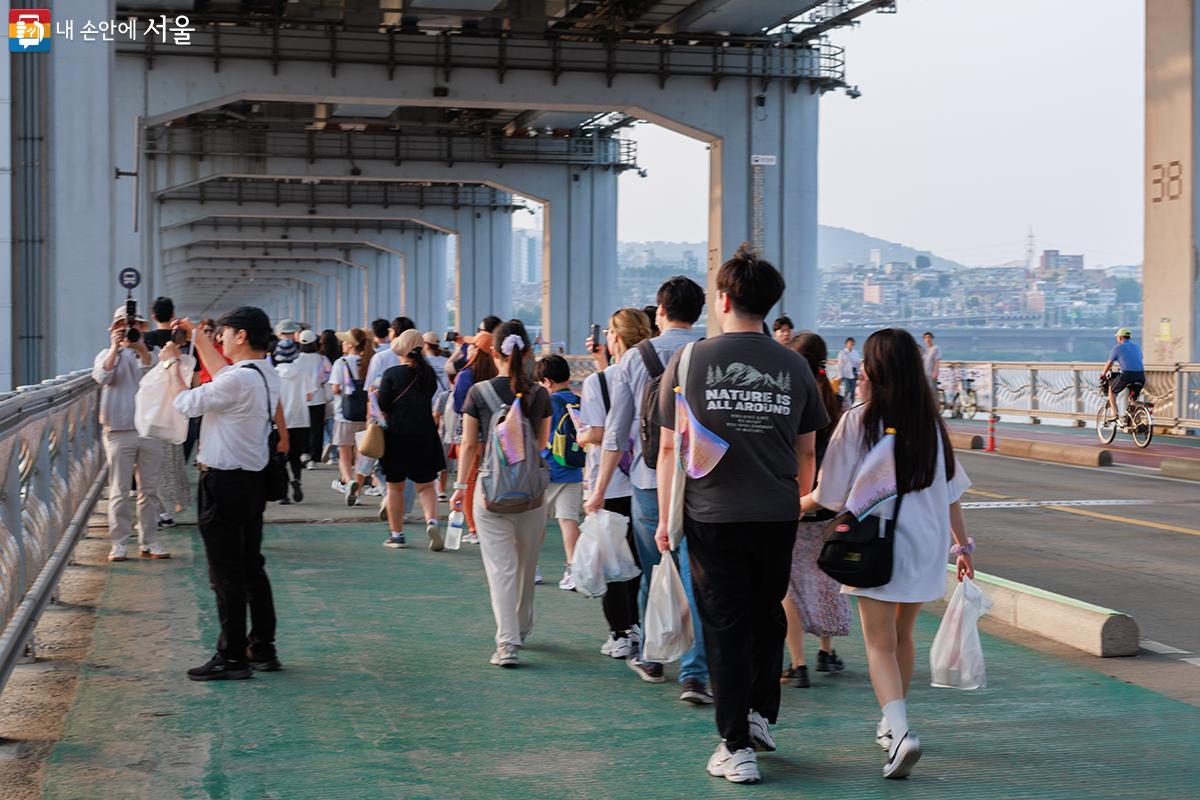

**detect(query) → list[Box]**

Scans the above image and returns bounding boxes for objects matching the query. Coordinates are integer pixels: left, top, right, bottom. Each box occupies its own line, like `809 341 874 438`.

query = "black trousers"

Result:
285 426 309 481
307 404 326 463
197 468 277 663
601 496 640 634
686 518 797 751
183 416 202 462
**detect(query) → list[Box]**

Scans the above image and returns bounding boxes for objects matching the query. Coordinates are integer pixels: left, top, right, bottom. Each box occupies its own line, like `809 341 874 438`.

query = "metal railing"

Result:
0 371 106 695
565 355 1200 433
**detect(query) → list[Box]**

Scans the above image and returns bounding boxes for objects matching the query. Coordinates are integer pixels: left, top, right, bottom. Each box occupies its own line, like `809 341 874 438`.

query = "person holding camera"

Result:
161 307 288 681
92 305 170 563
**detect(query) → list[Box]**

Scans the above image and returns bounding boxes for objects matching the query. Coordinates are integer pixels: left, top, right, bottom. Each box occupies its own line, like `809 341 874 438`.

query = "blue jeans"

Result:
631 486 708 684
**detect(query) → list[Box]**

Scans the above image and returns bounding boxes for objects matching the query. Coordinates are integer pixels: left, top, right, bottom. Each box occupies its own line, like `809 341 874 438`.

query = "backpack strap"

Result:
637 339 664 378
597 370 611 412
475 379 504 416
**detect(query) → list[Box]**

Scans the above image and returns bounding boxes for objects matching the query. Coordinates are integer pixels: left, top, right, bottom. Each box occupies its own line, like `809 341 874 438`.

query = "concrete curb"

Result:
948 431 984 450
951 434 1113 466
944 566 1139 657
1161 456 1200 481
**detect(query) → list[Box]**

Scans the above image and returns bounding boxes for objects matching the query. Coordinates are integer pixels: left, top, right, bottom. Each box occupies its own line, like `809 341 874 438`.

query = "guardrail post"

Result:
1173 364 1187 434
1029 367 1040 424
1072 367 1084 427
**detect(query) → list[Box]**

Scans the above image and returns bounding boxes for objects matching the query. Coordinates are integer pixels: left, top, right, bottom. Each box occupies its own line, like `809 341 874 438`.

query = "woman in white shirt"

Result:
802 328 975 780
578 308 650 660
329 328 374 504
276 329 326 504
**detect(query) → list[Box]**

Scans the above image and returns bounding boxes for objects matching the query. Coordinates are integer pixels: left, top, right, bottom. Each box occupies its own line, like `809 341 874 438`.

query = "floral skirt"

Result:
787 519 851 637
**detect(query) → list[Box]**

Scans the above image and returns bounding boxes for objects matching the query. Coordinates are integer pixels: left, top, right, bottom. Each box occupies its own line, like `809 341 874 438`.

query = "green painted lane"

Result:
42 522 1200 799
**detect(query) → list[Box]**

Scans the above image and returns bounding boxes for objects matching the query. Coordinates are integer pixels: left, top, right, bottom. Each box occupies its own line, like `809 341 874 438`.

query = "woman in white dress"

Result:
801 328 976 780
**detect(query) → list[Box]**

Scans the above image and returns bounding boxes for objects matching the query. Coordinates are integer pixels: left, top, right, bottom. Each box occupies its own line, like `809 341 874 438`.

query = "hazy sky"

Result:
609 0 1145 268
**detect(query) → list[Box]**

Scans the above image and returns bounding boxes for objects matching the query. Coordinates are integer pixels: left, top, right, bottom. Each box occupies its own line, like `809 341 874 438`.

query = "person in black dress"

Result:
377 328 446 552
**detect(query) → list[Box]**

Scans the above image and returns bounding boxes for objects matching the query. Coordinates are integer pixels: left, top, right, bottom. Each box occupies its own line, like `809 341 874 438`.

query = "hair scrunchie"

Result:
500 334 525 356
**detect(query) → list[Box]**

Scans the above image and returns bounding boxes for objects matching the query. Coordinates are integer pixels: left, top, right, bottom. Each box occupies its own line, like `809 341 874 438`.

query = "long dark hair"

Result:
791 333 841 432
861 328 954 492
494 319 533 414
320 329 340 364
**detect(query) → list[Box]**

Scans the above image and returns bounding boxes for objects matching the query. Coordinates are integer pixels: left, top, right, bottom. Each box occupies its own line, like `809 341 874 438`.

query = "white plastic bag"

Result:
930 576 992 690
134 355 194 444
643 554 693 663
573 510 639 599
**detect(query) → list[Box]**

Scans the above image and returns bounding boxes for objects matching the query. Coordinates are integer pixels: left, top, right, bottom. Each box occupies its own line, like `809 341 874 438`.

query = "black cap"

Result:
217 306 272 339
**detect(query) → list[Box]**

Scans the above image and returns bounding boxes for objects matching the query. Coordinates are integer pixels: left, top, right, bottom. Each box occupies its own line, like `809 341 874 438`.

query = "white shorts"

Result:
545 482 583 523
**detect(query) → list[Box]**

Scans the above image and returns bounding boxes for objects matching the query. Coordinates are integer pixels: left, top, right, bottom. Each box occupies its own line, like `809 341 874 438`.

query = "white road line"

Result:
1141 639 1191 655
962 499 1151 510
1182 658 1200 668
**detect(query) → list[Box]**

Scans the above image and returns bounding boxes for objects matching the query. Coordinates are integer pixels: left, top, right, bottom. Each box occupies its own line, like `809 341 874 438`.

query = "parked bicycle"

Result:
1096 373 1153 448
938 373 979 420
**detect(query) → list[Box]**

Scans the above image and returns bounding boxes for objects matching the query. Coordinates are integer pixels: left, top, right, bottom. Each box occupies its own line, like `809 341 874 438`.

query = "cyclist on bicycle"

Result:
1101 327 1145 423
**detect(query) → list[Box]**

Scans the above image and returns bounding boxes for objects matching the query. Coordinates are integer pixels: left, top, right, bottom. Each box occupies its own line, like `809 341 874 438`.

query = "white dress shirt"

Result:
174 358 281 471
836 347 861 381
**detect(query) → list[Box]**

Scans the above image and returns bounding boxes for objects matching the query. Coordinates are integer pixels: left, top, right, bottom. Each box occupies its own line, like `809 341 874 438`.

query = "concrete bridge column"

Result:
455 208 512 335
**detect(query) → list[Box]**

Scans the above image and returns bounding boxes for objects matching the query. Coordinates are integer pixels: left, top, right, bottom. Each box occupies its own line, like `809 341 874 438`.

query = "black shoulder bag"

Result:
818 492 904 588
242 364 289 502
340 358 369 422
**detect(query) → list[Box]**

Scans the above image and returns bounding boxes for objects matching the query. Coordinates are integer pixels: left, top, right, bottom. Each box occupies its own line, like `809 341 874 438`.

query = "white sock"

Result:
882 700 909 742
391 530 403 538
427 518 437 526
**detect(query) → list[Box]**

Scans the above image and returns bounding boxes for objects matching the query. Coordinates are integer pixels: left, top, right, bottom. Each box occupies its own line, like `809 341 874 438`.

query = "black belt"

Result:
197 465 255 474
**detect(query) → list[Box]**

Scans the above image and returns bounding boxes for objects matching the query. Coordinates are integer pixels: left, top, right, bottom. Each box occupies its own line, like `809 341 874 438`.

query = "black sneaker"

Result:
627 656 665 684
187 654 253 681
346 481 359 507
781 664 810 688
817 649 845 673
291 479 304 503
279 497 292 505
679 677 714 705
248 655 283 672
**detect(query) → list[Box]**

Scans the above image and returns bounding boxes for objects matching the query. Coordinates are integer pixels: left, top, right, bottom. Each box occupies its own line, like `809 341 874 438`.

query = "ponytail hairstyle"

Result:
608 307 653 360
790 332 841 432
391 328 435 391
494 319 533 414
861 328 955 492
347 327 373 381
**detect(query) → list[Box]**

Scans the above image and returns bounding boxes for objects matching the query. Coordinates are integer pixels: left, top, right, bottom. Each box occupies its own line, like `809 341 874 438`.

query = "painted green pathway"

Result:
43 520 1200 799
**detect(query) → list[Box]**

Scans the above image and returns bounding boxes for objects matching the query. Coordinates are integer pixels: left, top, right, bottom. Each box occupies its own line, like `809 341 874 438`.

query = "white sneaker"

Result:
608 635 634 660
139 543 171 559
876 718 893 750
748 710 776 752
331 479 349 495
600 636 618 657
305 461 318 471
426 520 444 552
363 484 383 497
107 544 128 562
463 531 480 545
558 567 575 591
706 743 760 784
489 644 520 667
882 731 921 779
628 623 643 649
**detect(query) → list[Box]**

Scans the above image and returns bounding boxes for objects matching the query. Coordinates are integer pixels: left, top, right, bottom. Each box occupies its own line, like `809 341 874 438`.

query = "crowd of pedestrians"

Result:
100 257 978 784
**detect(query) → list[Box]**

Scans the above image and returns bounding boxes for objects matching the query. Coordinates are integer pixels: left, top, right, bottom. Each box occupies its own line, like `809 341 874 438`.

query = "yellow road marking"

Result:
1045 505 1200 538
964 488 1013 500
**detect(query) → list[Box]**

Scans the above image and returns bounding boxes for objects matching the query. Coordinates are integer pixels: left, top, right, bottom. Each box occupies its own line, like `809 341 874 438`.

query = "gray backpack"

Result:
476 381 550 513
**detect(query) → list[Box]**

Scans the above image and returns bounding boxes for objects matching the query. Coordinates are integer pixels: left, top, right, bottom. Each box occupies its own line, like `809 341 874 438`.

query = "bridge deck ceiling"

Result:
155 177 521 210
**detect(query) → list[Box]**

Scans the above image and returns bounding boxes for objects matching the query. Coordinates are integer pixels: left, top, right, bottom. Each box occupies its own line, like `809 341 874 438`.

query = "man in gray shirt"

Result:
584 276 711 701
91 305 169 562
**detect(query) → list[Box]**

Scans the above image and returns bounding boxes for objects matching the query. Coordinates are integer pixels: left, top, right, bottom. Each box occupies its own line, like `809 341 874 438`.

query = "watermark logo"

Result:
9 9 51 52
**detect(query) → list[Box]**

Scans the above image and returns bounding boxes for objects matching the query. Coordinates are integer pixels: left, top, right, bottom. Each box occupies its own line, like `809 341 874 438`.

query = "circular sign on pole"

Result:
118 267 142 290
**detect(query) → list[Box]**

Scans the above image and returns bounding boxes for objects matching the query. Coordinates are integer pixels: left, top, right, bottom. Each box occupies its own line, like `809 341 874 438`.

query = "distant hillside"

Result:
619 227 967 272
817 226 968 272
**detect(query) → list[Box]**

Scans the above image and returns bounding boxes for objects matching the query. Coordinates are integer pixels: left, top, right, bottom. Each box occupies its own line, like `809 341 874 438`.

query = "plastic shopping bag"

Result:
590 509 640 583
930 576 992 690
134 355 194 444
571 517 609 599
643 555 693 663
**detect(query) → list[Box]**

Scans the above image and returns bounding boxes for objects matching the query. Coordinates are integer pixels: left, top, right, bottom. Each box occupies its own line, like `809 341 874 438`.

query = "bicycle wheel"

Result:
1131 407 1153 448
963 391 978 420
1096 406 1117 444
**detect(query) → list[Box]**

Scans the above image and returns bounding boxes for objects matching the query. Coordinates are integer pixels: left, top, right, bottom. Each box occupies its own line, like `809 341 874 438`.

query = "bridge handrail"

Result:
564 356 1200 433
0 370 107 696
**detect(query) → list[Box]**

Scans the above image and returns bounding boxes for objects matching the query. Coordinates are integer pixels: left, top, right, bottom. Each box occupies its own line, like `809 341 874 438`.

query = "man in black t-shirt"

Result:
653 248 826 785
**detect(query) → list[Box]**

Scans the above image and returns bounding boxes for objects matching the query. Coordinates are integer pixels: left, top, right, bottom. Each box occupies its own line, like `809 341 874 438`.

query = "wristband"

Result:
950 538 975 556
453 481 468 490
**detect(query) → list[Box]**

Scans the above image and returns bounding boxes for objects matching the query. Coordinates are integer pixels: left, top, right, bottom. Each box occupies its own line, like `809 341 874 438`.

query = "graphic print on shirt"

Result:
703 361 792 433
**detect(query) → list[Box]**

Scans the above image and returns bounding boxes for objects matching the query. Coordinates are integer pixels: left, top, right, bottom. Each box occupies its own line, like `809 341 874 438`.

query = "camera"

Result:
444 330 459 343
123 298 141 343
